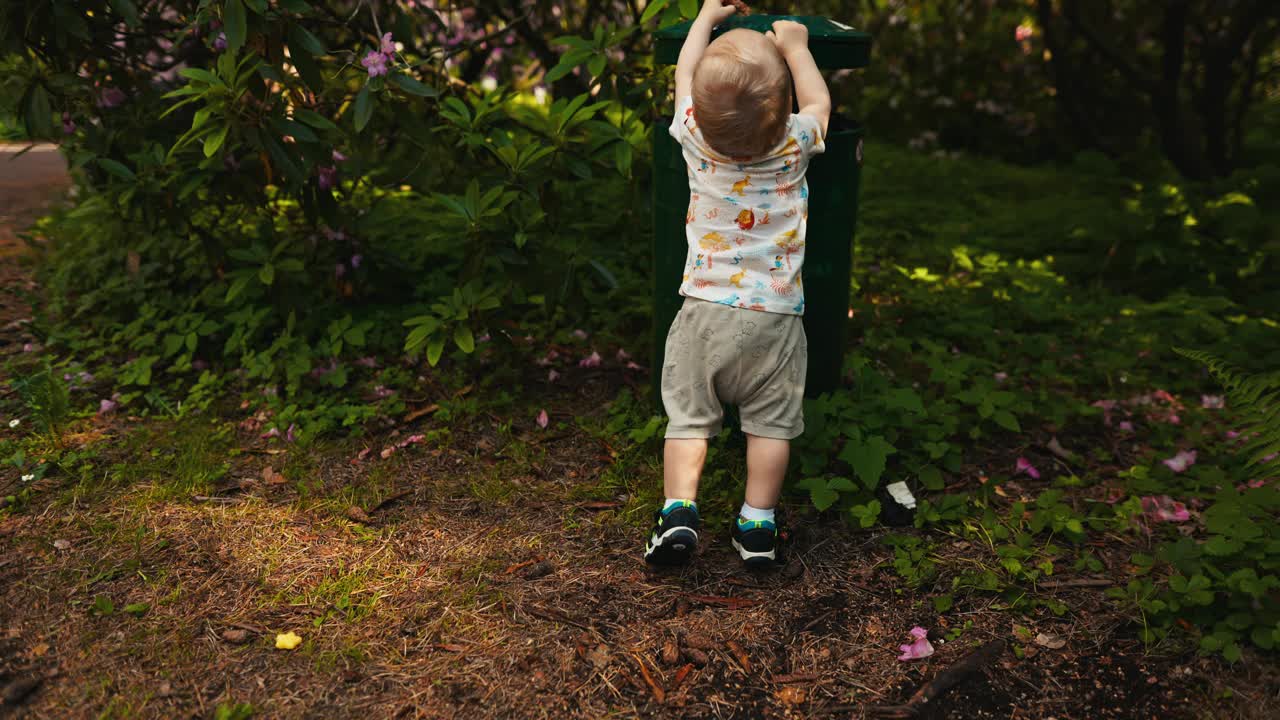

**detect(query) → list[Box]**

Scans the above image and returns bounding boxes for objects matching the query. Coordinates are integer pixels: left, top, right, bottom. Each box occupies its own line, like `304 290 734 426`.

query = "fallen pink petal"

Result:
1162 450 1197 473
98 398 118 415
1141 495 1191 523
261 427 281 439
1200 394 1224 409
897 626 935 661
625 361 644 371
547 369 560 382
572 329 589 340
536 410 549 429
1015 457 1041 480
1118 421 1134 432
579 351 602 368
616 348 631 362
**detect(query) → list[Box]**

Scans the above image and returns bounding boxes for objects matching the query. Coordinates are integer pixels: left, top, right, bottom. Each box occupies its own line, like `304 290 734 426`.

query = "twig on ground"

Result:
1039 577 1114 589
869 639 1007 719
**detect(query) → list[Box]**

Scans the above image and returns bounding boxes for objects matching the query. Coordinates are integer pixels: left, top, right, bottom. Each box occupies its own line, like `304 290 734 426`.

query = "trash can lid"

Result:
654 15 871 69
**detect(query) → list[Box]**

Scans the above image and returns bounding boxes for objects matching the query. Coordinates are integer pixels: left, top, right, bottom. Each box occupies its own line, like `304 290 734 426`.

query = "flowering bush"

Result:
5 1 658 434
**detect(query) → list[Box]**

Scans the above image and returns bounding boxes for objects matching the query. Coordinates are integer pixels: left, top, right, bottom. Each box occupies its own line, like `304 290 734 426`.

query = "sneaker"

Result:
644 501 701 566
731 516 780 569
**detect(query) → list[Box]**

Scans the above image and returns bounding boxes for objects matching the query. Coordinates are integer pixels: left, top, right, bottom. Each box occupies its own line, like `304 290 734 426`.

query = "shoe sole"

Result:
645 527 698 566
732 537 777 569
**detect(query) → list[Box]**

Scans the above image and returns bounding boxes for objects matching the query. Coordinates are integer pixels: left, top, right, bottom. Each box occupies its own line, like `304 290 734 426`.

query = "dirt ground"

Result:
1 146 1276 719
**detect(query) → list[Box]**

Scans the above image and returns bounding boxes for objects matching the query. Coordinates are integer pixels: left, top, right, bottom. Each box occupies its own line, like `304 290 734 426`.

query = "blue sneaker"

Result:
731 516 780 569
644 501 700 566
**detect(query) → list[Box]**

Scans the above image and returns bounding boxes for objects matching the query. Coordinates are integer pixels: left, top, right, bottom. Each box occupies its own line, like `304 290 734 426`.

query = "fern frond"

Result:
1174 347 1280 476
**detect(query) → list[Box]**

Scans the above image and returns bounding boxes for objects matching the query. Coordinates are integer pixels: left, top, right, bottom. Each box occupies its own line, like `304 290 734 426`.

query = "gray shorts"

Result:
661 297 807 440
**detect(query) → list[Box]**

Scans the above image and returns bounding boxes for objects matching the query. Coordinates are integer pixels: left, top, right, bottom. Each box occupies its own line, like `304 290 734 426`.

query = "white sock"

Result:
664 498 696 513
739 502 775 524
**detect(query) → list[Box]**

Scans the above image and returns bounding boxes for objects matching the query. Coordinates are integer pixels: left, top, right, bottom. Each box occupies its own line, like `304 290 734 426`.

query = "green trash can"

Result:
651 15 872 402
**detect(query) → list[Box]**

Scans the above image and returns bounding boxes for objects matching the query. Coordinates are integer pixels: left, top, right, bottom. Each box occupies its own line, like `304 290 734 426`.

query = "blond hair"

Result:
692 30 792 159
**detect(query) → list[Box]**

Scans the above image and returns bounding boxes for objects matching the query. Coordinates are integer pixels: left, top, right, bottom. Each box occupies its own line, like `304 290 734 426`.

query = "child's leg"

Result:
743 435 789 509
664 438 708 501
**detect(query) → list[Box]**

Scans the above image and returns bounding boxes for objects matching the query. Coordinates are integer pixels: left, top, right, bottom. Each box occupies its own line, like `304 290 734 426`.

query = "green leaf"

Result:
258 262 275 286
885 388 925 414
291 45 323 92
992 410 1021 432
353 85 373 132
109 0 140 26
97 158 136 181
24 84 52 136
225 275 251 303
293 109 338 131
123 602 150 617
203 125 229 157
178 67 219 85
840 435 897 491
271 118 317 143
679 0 699 19
288 24 325 55
933 594 954 612
426 337 446 366
588 54 607 77
224 0 247 54
391 73 439 98
1065 518 1084 535
918 465 943 490
243 0 267 13
92 595 115 615
454 325 475 354
809 485 838 511
641 0 670 24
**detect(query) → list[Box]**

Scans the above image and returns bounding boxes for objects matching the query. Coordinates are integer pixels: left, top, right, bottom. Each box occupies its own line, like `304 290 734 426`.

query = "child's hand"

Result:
697 0 738 25
766 20 809 57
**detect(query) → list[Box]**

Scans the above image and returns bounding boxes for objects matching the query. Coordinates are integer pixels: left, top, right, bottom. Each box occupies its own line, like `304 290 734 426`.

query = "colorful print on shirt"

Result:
668 95 825 316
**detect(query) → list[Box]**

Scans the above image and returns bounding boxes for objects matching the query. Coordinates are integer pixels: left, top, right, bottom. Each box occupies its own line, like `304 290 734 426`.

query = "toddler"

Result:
644 0 830 568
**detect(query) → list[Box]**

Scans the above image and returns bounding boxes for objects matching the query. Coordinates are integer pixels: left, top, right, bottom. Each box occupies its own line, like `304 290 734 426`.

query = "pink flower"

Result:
213 32 227 51
1118 421 1134 432
536 350 560 367
1226 430 1240 440
1248 479 1266 489
1141 495 1191 523
572 329 589 340
898 626 935 661
350 254 363 269
536 410 549 429
616 349 631 362
626 361 644 371
1201 395 1225 409
332 149 348 163
380 32 396 57
355 356 378 368
97 87 126 108
285 423 297 443
579 351 602 368
1263 453 1279 464
21 343 36 353
98 398 118 415
61 112 76 135
1015 25 1034 42
1015 457 1041 480
317 165 337 190
371 385 394 399
362 50 388 77
548 369 560 382
1162 450 1197 474
994 372 1008 383
261 427 281 439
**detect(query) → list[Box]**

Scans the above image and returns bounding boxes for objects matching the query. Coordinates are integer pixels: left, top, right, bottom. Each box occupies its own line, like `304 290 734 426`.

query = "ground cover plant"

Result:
1 1 1279 718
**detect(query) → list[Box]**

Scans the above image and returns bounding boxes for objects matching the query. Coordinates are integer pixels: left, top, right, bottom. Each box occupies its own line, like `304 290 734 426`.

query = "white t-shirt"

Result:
668 95 825 316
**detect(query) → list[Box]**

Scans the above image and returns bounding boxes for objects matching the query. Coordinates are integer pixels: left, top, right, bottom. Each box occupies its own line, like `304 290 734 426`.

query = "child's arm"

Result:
768 20 831 137
674 1 739 100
